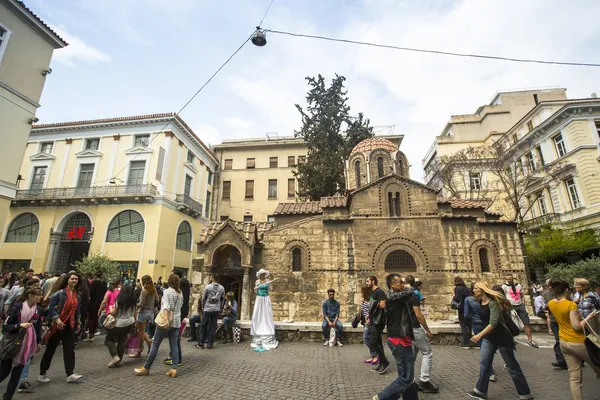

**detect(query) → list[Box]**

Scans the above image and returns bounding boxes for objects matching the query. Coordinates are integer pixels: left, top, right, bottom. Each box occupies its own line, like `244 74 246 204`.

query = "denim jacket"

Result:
48 289 81 329
463 296 483 325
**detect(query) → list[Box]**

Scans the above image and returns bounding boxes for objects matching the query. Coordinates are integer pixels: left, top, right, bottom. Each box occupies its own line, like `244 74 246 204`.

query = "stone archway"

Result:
210 244 244 318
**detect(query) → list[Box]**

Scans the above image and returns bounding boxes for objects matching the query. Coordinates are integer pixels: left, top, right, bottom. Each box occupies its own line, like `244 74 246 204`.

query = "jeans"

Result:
551 322 566 366
377 339 419 400
40 326 76 377
144 327 179 370
322 320 343 340
222 316 236 330
472 325 494 375
105 324 133 360
370 324 388 365
560 340 600 400
363 326 377 358
18 357 30 383
458 313 471 346
199 311 219 346
0 360 25 400
475 338 531 398
189 314 201 340
413 327 432 383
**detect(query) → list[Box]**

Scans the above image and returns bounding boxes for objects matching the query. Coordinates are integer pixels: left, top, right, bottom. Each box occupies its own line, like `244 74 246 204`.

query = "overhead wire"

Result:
264 29 600 68
258 0 275 28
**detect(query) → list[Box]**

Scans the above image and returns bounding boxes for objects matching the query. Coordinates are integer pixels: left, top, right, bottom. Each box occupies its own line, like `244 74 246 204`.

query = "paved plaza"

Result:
13 333 599 400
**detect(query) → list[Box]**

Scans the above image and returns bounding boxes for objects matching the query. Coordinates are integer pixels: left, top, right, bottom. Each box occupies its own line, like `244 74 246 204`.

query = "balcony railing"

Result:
175 194 204 218
519 213 560 230
14 184 157 205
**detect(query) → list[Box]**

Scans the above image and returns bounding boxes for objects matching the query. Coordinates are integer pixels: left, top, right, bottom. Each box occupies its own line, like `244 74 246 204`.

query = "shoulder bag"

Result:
154 309 170 329
502 309 521 337
584 319 600 367
0 328 26 360
450 299 461 310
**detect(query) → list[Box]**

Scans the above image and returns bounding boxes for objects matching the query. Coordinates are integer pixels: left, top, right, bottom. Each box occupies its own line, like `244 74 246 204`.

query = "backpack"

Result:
502 309 521 337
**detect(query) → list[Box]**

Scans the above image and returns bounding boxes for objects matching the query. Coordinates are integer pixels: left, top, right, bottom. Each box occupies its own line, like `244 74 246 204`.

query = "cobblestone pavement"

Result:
12 333 599 400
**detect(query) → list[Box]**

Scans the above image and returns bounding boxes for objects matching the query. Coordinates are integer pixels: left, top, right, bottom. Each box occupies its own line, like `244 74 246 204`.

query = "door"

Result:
76 164 94 195
127 161 146 193
184 175 192 198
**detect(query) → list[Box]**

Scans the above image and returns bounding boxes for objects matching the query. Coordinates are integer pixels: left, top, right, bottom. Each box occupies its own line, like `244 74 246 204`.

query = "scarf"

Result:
13 302 37 367
43 288 78 344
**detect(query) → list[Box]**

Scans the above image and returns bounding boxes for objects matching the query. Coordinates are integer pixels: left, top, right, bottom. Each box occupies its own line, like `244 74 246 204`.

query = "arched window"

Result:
388 192 395 217
106 211 145 242
398 159 403 175
292 248 302 271
354 160 361 188
176 221 192 251
479 247 490 273
384 250 416 272
394 192 401 217
377 157 384 178
5 213 39 243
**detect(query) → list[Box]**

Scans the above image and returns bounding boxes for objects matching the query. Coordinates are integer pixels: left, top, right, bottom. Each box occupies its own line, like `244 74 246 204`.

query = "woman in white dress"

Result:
250 269 278 350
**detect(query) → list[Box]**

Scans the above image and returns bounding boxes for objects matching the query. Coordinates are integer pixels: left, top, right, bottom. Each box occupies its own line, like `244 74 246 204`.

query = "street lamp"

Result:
251 27 267 47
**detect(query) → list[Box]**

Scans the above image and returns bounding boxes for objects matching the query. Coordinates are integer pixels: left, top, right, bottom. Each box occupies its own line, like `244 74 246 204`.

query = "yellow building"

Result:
0 113 218 280
0 0 67 235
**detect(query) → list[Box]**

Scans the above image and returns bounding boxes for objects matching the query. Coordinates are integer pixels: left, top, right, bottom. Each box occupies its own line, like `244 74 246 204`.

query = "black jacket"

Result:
385 288 415 339
89 279 106 311
4 302 43 345
180 278 191 318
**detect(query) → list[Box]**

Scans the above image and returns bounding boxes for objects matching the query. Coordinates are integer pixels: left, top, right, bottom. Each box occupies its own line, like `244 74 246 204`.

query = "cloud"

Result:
51 26 111 67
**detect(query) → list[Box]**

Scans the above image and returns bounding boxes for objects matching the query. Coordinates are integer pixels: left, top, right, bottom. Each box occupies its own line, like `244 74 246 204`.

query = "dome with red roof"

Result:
350 138 397 155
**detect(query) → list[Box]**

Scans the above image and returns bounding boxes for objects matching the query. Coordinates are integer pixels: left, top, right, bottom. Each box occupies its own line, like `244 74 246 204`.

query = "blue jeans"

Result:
322 320 343 340
19 357 30 383
377 340 419 400
472 325 494 375
189 314 201 340
222 316 236 330
363 326 377 357
144 327 179 370
475 338 531 397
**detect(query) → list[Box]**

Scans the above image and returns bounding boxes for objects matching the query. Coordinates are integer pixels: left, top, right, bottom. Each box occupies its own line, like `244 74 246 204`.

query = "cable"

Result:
265 29 600 67
96 33 253 185
258 0 275 27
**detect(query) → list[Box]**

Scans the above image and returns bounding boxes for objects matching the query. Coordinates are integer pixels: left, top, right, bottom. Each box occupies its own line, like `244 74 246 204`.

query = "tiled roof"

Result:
198 220 273 245
273 201 322 216
14 1 68 46
350 138 396 155
438 198 487 209
320 196 348 208
32 113 216 160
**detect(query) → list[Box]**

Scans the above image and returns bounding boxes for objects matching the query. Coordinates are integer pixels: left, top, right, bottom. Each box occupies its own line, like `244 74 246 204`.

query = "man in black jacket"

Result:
373 273 419 400
85 271 106 341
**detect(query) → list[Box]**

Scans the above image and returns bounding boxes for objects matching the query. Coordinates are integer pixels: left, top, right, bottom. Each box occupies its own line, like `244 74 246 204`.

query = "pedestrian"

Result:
250 269 278 350
136 275 156 354
547 279 600 400
197 273 224 350
173 270 190 320
322 289 343 347
98 279 121 329
217 292 238 344
404 275 439 393
452 276 473 349
466 282 533 400
366 275 389 374
38 272 83 384
85 271 106 342
78 277 90 341
542 279 567 370
372 273 418 400
0 285 43 400
360 285 377 365
134 273 183 378
105 284 137 368
464 283 496 381
501 274 538 348
573 278 600 333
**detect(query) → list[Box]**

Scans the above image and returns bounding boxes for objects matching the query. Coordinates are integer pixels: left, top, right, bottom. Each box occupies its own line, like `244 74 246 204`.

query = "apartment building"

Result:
0 0 67 234
0 113 218 279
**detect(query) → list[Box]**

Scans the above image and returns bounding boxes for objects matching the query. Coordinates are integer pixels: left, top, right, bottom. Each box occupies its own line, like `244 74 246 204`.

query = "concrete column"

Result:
241 267 251 320
45 232 62 273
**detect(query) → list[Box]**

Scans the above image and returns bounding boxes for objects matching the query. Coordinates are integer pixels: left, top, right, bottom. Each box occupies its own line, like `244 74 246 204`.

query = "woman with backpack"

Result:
0 285 43 400
105 284 137 368
452 276 472 349
466 282 533 400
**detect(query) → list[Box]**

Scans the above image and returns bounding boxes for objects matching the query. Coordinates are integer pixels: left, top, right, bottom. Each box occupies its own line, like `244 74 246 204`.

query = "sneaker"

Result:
187 337 196 342
552 362 568 370
17 381 35 393
528 341 539 348
489 375 496 382
163 358 172 363
336 341 343 347
418 381 439 393
377 362 390 374
466 390 488 399
94 331 103 336
108 356 120 368
37 375 50 384
371 363 383 372
66 374 82 383
459 344 472 349
323 341 328 346
195 344 204 349
164 360 183 367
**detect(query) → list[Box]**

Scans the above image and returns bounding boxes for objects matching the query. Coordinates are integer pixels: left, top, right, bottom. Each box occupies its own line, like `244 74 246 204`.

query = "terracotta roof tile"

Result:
15 1 68 46
438 198 487 209
350 138 396 155
273 201 322 215
197 220 273 245
320 196 348 208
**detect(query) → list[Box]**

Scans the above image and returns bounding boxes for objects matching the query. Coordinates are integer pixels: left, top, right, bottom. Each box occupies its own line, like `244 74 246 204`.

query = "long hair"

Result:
141 275 156 297
549 279 570 297
50 275 64 296
19 285 43 303
360 285 372 301
58 272 82 293
475 281 511 310
109 278 121 291
168 274 181 293
79 276 90 303
454 276 466 287
116 284 136 311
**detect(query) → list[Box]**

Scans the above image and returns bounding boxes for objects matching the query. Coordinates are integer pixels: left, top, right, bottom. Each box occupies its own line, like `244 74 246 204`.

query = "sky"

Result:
28 0 600 182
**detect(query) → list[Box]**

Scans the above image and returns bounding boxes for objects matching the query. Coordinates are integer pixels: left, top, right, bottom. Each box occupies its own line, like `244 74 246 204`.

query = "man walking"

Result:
85 271 106 341
501 274 538 348
367 276 389 374
322 289 343 347
542 279 567 369
373 273 418 400
196 273 224 349
405 275 439 393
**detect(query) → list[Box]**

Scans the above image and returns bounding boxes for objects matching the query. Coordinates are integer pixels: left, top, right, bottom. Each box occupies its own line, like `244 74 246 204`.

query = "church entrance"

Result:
211 245 244 313
55 212 92 274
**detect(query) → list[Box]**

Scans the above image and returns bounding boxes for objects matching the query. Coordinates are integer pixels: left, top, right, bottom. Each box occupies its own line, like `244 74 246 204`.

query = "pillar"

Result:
241 267 251 320
45 232 62 273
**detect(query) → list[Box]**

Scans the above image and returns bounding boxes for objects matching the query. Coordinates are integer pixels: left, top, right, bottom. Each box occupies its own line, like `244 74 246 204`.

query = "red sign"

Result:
66 226 86 240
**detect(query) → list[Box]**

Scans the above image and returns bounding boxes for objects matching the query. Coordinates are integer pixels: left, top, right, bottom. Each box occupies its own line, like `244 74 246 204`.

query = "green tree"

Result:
294 74 373 200
546 257 600 289
74 251 120 280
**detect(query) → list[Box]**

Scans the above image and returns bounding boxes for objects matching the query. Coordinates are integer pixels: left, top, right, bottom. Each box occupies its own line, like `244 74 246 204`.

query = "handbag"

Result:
584 319 600 366
503 310 520 337
351 313 361 329
126 335 141 357
328 327 336 346
450 299 461 310
510 309 525 331
154 310 170 329
103 314 116 330
0 328 26 360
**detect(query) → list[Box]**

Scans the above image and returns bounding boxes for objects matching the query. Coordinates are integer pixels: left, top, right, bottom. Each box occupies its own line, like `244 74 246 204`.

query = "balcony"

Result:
175 194 203 218
519 213 560 231
13 184 157 206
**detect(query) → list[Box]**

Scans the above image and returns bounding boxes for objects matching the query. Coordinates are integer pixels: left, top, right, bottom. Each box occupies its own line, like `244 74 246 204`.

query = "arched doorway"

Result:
211 245 244 312
54 212 92 274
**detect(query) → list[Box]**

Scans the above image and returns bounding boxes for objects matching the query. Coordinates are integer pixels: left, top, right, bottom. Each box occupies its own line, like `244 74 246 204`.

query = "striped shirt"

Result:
360 300 370 319
161 288 183 329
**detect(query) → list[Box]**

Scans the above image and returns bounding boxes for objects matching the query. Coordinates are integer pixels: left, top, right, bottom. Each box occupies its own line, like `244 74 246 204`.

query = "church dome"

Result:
350 138 396 155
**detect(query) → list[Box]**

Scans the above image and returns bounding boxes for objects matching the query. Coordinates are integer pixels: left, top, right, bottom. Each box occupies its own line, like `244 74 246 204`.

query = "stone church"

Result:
196 138 527 322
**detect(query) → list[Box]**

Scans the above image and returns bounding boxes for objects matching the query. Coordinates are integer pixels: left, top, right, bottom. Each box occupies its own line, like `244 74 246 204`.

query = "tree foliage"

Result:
294 74 373 200
74 251 120 280
546 257 600 289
